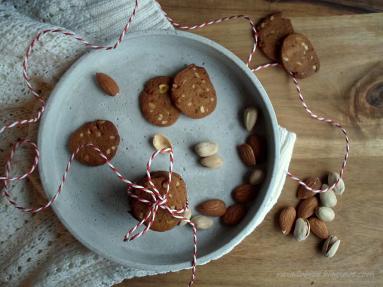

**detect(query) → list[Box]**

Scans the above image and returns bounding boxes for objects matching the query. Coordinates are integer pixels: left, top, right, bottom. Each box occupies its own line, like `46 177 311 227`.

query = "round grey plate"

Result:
38 30 280 272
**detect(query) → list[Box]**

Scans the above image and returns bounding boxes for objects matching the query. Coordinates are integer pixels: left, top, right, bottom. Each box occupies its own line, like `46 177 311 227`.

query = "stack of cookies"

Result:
131 171 188 232
257 13 320 79
139 64 217 126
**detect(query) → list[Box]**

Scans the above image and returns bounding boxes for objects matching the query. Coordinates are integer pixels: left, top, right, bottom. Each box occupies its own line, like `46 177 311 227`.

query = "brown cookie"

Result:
257 12 294 61
281 33 320 79
131 171 187 232
171 64 217 119
139 76 180 126
68 120 120 166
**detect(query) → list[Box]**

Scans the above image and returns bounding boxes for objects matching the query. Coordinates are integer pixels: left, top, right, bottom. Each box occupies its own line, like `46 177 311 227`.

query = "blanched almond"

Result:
194 142 218 157
200 154 224 169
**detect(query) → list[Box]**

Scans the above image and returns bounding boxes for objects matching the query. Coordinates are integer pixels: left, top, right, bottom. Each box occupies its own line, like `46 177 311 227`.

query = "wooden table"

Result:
118 1 383 286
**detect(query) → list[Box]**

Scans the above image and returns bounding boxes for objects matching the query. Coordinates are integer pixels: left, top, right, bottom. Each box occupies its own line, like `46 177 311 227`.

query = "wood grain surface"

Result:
117 1 383 286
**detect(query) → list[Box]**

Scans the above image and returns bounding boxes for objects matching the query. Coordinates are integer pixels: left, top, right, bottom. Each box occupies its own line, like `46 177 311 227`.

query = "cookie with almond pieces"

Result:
140 76 180 126
171 64 217 119
68 120 120 166
257 12 294 61
281 33 320 79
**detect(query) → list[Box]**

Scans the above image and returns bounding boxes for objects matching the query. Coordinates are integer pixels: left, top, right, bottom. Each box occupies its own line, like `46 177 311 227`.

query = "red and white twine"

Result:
0 1 349 286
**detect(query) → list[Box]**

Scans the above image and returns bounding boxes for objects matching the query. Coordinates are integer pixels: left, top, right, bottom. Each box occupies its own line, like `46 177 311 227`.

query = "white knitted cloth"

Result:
0 1 296 286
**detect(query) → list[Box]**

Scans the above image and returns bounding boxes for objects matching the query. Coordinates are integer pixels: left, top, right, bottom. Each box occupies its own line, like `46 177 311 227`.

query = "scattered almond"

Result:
308 217 329 239
296 196 318 219
200 154 224 169
194 142 218 157
249 169 264 185
197 199 227 217
232 184 256 203
246 134 265 159
297 176 321 199
191 215 214 230
96 73 119 96
279 206 296 235
238 143 256 166
243 107 258 131
221 204 247 226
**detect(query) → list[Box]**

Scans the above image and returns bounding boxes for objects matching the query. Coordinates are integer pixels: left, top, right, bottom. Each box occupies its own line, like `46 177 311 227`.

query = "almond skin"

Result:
232 184 256 203
238 143 256 166
297 196 318 219
197 199 227 217
279 206 297 235
96 73 120 96
246 134 265 160
308 217 329 239
297 176 322 199
221 204 247 225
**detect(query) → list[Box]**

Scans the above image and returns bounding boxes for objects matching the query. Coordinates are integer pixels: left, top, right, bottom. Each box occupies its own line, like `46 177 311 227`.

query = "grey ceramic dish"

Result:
38 30 280 272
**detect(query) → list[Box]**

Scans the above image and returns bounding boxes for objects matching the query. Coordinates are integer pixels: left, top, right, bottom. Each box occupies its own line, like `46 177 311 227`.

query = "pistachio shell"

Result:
315 207 335 222
319 184 337 207
293 218 310 241
328 172 345 195
322 235 341 258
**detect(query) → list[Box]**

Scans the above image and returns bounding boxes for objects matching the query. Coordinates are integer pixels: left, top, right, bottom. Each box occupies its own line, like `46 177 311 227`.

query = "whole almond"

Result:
194 142 218 157
238 143 256 166
297 176 322 199
246 134 265 159
197 199 227 217
221 204 247 225
279 206 296 235
232 184 256 203
96 73 120 96
249 169 264 185
191 215 214 230
297 196 318 219
308 217 329 239
200 154 224 169
243 107 258 131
